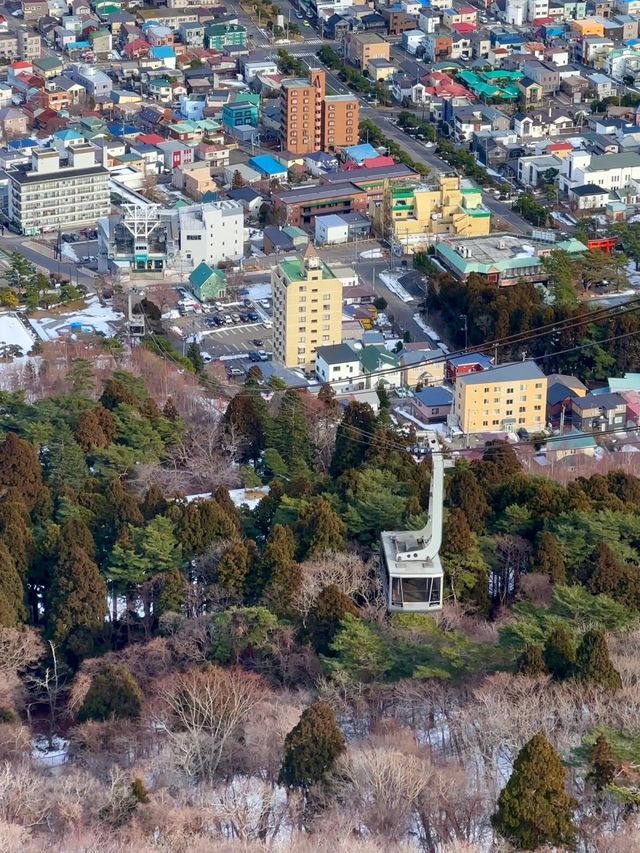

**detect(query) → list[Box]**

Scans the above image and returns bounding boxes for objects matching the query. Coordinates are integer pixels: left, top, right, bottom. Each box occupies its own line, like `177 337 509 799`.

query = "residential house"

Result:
446 352 493 383
189 261 227 301
571 391 627 431
399 348 446 387
315 342 361 386
546 373 587 426
360 345 401 388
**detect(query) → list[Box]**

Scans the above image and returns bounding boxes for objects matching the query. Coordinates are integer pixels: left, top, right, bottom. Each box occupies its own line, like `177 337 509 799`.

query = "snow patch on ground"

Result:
0 312 36 355
29 296 124 341
412 313 450 352
359 248 384 259
626 260 640 288
32 735 69 767
61 242 79 263
378 271 413 303
246 282 271 302
228 486 270 510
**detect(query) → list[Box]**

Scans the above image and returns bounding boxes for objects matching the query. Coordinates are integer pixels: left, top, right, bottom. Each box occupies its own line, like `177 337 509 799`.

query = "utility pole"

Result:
459 314 467 352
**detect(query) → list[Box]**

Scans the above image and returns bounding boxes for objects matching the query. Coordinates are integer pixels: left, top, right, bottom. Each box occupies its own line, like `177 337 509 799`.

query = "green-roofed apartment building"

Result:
272 242 342 369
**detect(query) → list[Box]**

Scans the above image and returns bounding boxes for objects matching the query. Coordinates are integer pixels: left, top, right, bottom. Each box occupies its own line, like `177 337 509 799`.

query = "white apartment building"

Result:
8 144 109 234
505 0 527 25
559 150 640 194
606 45 640 81
528 0 548 19
178 200 244 267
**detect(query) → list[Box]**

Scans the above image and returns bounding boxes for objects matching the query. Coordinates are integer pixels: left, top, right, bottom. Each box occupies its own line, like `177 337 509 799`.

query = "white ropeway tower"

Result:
380 436 447 612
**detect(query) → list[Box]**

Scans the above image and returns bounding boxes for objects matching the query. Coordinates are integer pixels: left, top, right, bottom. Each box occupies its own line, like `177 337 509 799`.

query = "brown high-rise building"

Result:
280 69 359 155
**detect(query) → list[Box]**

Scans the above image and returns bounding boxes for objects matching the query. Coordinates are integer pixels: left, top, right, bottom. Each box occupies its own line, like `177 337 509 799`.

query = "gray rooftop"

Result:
458 361 546 385
316 343 359 365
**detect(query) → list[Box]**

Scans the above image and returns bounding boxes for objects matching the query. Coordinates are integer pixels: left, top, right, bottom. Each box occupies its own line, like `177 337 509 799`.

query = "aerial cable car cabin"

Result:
380 448 446 612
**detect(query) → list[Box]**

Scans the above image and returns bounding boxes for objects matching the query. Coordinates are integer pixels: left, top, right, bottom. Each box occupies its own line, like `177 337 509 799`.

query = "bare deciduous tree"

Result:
156 666 268 780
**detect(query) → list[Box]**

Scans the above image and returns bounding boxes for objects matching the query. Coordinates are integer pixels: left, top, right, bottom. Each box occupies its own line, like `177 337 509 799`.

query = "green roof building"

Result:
204 23 247 50
189 262 227 301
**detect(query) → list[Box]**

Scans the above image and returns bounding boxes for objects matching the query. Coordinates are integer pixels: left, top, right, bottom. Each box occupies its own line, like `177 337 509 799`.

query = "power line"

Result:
226 310 640 396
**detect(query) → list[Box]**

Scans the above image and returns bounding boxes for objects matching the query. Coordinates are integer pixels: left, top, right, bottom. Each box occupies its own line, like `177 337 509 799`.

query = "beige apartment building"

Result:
272 243 343 369
452 361 547 434
347 32 390 71
280 69 359 154
8 144 110 234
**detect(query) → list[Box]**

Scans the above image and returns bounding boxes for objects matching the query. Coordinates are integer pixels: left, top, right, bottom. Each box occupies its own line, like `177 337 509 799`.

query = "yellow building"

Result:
374 175 491 254
366 57 396 81
453 361 547 434
571 18 605 38
272 243 343 369
348 32 391 71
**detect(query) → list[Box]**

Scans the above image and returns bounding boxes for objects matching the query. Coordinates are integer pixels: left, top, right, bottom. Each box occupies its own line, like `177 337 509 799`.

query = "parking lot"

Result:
170 285 273 363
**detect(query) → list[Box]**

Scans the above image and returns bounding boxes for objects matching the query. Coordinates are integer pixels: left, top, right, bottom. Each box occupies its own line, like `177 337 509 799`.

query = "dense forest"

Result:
0 339 639 851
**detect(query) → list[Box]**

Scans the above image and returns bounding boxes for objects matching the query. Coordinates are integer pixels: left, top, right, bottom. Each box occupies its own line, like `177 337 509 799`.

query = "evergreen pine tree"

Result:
0 493 34 573
0 541 25 627
492 733 577 851
213 484 241 529
45 426 88 494
59 517 96 559
587 733 618 791
0 432 43 510
303 584 357 656
536 531 566 584
297 498 346 559
517 644 548 677
217 539 253 599
270 390 313 474
93 406 117 444
78 664 143 722
222 388 271 463
446 465 489 534
442 508 473 556
74 409 107 452
574 629 622 692
48 545 107 646
278 701 345 791
186 343 205 374
260 524 300 616
140 484 167 521
543 624 576 681
330 401 377 477
157 566 186 615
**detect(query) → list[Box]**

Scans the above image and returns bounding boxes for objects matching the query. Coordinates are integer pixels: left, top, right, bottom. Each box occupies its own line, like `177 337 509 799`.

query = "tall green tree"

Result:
446 465 489 534
260 524 300 616
330 402 377 477
536 531 566 584
278 701 345 791
269 390 313 474
0 432 43 509
492 733 577 850
221 386 271 463
297 497 346 559
0 541 25 627
0 493 34 573
45 425 88 493
302 584 357 656
48 545 106 646
574 629 622 692
216 539 254 599
543 624 576 681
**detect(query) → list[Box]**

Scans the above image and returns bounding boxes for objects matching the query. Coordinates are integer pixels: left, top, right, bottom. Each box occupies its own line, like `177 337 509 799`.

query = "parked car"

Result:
248 312 260 321
227 367 244 377
253 338 263 347
249 351 261 362
201 352 212 364
243 298 252 307
260 299 270 308
258 351 269 362
239 313 249 322
230 313 241 323
224 315 233 325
